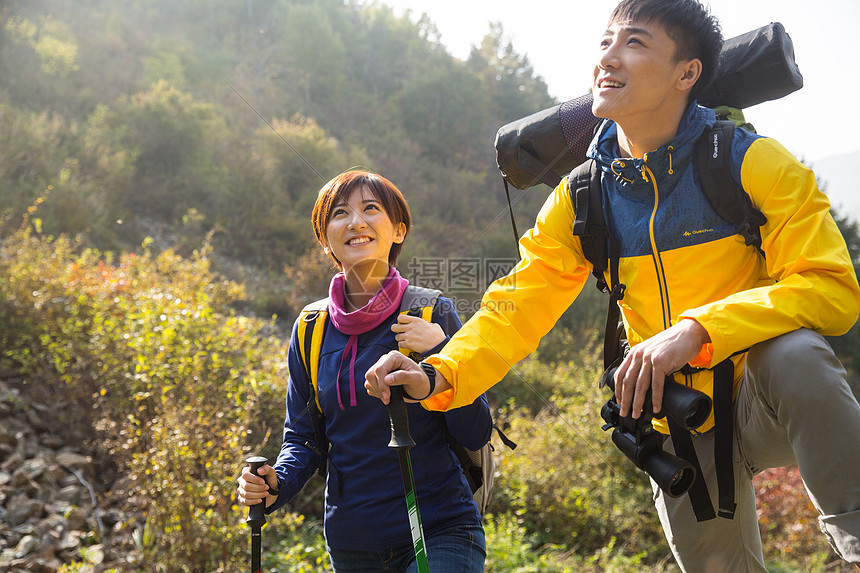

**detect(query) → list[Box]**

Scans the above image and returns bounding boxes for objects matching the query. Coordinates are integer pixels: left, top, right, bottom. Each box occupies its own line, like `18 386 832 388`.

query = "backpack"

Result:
296 285 516 515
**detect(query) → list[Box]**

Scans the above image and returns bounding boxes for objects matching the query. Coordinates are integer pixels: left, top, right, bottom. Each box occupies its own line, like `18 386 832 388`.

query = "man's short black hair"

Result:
609 0 723 101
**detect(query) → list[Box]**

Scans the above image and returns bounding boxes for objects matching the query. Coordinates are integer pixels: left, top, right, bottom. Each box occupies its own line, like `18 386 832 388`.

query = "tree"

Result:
468 22 556 126
828 207 860 386
111 80 230 224
281 3 347 106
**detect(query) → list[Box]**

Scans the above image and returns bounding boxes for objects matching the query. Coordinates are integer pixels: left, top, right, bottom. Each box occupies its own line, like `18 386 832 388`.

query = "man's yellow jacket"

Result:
425 103 860 434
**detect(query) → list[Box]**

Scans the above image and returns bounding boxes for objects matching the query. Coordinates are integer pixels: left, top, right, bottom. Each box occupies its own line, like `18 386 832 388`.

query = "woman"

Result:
237 170 490 572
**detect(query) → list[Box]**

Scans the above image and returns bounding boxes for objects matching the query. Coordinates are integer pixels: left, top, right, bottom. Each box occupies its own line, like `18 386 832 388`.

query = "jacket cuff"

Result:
689 343 714 368
420 355 458 411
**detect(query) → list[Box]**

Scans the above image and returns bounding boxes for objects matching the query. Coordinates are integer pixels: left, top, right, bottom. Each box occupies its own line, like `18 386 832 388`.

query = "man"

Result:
366 0 860 570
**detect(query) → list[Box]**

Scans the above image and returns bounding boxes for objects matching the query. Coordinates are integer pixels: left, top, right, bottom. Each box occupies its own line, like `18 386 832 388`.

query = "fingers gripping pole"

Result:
246 456 268 573
387 387 430 573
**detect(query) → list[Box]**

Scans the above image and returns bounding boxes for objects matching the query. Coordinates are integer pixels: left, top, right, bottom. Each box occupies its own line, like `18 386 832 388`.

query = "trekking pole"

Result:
245 456 268 573
387 386 431 573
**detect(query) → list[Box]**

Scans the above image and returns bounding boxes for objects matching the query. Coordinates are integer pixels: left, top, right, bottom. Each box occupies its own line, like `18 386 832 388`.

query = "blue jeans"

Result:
326 523 486 573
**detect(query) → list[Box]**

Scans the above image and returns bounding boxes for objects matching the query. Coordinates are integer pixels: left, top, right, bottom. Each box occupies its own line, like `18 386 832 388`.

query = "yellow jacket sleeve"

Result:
424 180 591 410
680 138 860 366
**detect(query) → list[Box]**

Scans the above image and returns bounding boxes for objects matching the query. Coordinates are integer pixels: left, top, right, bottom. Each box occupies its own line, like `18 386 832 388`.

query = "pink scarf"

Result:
327 267 409 409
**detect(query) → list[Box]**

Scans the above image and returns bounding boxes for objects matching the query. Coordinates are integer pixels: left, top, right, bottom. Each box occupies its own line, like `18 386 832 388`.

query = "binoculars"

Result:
600 367 712 497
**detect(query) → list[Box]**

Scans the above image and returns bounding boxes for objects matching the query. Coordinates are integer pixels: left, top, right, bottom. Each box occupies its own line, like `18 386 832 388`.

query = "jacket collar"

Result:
587 102 717 185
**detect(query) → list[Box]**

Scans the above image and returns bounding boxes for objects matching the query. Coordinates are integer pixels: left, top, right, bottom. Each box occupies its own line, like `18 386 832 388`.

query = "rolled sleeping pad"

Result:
495 21 803 190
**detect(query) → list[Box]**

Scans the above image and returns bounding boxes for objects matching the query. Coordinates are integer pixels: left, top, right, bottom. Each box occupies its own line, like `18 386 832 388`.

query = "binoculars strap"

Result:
668 417 715 522
668 358 736 522
713 359 737 519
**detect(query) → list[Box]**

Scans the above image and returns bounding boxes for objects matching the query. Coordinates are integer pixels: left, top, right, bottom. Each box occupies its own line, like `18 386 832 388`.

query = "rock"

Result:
22 546 60 573
18 432 41 459
25 408 44 430
48 463 66 482
0 377 138 571
57 530 83 553
58 473 80 488
13 534 39 558
81 543 104 564
65 506 88 531
10 467 31 487
5 495 45 526
40 433 64 449
0 424 16 445
55 450 92 473
1 451 24 472
55 484 82 504
34 513 66 537
22 456 49 480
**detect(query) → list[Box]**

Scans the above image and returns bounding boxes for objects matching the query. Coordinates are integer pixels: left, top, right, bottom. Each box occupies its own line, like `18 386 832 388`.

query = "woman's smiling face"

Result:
324 185 406 273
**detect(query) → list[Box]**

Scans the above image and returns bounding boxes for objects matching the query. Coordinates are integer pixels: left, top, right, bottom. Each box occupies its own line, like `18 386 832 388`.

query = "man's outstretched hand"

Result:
365 350 438 404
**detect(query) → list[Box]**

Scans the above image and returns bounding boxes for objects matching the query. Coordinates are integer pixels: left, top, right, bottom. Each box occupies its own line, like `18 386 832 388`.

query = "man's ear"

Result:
677 59 702 93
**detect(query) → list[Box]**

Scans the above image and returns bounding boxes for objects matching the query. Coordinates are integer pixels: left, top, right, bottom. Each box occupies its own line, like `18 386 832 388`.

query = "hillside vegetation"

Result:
0 0 858 571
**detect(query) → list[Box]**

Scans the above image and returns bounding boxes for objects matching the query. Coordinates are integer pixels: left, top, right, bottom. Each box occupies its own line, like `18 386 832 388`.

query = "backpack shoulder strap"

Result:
696 120 767 255
398 285 441 360
569 159 627 369
297 297 330 408
297 297 330 478
570 159 611 293
399 285 441 321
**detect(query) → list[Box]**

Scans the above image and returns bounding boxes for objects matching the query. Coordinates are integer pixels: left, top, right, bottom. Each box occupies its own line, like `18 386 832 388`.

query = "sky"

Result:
374 0 857 165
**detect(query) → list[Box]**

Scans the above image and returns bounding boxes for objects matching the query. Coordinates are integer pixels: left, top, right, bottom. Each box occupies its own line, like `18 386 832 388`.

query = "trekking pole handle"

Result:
387 386 416 450
246 456 268 526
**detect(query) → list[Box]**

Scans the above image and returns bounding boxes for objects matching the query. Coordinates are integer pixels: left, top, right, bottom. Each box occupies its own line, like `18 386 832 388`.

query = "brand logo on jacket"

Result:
683 228 714 237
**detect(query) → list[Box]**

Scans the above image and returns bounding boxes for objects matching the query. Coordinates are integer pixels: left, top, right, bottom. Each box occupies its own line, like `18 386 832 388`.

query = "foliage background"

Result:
1 0 858 571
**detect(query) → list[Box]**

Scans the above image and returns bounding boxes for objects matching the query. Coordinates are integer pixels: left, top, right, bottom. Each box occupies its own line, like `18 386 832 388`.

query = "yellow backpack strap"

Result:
298 298 329 410
397 286 441 360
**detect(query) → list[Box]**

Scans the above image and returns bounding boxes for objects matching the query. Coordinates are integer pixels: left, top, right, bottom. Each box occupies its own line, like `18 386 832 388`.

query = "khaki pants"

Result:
652 329 860 572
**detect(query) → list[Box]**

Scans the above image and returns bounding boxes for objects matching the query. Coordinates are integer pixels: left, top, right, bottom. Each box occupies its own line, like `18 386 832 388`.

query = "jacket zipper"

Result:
642 160 672 330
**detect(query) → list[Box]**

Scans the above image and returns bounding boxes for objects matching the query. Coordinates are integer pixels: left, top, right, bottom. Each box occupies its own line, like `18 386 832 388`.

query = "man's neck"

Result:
614 101 688 159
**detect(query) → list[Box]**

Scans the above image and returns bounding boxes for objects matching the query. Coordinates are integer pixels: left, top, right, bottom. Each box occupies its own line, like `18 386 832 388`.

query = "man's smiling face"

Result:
592 18 691 124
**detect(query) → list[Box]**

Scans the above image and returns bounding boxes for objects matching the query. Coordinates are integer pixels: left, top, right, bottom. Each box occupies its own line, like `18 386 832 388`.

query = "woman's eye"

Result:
332 208 347 217
364 203 381 213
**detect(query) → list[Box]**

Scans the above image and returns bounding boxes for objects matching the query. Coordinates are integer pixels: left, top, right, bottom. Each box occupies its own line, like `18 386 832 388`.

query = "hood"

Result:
587 102 717 185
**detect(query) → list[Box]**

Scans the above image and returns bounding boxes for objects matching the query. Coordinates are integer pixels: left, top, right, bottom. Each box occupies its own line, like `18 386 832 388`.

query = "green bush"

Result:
488 352 670 564
0 214 289 571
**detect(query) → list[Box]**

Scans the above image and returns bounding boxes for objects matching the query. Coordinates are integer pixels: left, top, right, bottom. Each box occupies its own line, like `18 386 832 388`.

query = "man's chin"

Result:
591 99 615 120
591 104 613 121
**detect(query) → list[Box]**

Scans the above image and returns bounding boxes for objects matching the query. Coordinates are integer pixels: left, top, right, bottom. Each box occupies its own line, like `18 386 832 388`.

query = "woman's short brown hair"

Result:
311 170 412 269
